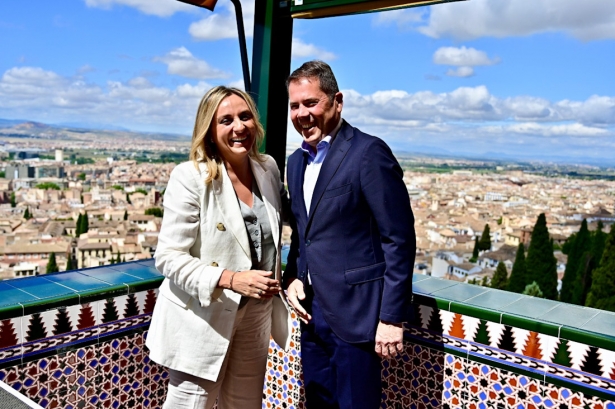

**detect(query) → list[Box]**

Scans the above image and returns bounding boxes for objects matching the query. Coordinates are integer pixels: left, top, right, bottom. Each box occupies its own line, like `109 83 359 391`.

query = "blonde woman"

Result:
146 86 291 409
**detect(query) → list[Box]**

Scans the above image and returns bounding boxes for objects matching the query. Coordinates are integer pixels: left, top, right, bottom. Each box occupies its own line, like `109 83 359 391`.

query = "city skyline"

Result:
0 0 614 165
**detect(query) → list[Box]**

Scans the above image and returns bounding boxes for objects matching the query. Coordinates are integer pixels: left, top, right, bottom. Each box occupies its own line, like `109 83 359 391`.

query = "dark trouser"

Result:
300 286 382 409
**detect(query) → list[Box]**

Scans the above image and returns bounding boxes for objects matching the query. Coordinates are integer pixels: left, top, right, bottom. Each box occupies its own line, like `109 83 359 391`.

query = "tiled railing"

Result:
1 262 614 408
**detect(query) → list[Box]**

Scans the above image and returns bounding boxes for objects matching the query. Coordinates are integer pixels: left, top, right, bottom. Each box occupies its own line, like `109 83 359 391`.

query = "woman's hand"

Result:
219 269 280 299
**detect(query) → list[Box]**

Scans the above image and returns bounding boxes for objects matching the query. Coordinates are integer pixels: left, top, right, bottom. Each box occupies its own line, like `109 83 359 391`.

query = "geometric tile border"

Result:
1 289 615 408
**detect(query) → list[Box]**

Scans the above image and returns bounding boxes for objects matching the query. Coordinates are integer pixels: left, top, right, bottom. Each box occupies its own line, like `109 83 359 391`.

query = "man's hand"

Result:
375 321 403 358
286 277 312 323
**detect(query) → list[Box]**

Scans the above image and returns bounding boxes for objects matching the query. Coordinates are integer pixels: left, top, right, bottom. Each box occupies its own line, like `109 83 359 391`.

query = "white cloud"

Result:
417 0 615 41
77 65 96 75
373 9 424 28
489 122 609 137
0 66 214 133
2 65 613 155
154 47 229 79
434 46 498 67
340 85 615 137
433 46 499 77
83 0 193 17
189 0 254 41
291 38 337 61
446 67 474 77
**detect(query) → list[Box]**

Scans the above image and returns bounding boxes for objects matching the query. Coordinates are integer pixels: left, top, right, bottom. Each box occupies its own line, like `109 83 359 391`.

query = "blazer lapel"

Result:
212 164 251 260
289 151 309 220
306 122 353 229
251 158 280 250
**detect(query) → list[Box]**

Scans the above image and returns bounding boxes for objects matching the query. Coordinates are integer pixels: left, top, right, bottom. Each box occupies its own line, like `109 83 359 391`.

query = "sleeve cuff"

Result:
198 266 225 308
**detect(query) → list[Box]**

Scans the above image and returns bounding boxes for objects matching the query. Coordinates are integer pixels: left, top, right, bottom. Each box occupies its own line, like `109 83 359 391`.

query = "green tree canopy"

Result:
77 173 86 181
586 225 615 312
144 207 163 217
478 224 491 251
23 207 32 220
525 213 558 300
470 236 479 262
123 210 128 220
10 192 16 208
490 261 508 290
46 252 59 274
507 242 527 293
36 182 61 190
522 281 544 298
561 219 590 304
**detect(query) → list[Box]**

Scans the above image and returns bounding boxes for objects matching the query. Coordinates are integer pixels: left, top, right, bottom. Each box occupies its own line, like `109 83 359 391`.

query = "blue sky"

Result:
1 0 614 165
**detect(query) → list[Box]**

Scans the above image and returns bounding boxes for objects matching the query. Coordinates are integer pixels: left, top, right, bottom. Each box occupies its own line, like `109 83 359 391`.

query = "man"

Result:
283 60 416 409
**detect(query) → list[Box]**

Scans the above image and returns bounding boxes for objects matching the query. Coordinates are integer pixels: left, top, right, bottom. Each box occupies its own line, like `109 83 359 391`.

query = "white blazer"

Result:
146 155 292 382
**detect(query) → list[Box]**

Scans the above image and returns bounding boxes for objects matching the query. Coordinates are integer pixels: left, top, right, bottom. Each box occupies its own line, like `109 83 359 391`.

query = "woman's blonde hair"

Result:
189 86 265 183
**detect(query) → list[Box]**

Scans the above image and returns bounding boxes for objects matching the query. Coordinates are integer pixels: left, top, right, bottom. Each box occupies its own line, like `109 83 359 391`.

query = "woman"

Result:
146 86 292 409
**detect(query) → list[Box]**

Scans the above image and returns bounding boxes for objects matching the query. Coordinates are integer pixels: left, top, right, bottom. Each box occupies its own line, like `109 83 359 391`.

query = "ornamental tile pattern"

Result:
1 291 615 408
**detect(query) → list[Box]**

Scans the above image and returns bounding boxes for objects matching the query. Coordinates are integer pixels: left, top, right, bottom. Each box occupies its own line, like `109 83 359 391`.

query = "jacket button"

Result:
306 240 311 246
211 262 219 267
217 223 226 231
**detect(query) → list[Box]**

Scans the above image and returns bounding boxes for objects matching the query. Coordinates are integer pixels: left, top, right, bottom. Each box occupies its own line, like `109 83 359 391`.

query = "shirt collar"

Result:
300 118 343 159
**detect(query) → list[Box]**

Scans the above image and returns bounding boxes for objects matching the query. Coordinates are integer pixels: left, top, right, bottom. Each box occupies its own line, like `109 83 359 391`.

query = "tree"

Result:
470 237 479 262
490 262 508 290
478 224 491 251
144 207 163 217
66 256 74 271
116 250 122 264
35 182 61 190
77 172 86 181
23 207 32 220
560 219 590 304
586 225 615 312
525 213 558 300
573 221 609 306
10 191 16 208
522 281 544 298
507 243 527 293
79 211 89 235
46 252 59 274
76 213 83 236
123 210 128 220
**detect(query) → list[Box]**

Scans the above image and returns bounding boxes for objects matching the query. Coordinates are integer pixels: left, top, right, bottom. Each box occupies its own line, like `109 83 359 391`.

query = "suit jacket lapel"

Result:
289 151 309 221
251 158 280 250
307 122 353 230
212 164 251 260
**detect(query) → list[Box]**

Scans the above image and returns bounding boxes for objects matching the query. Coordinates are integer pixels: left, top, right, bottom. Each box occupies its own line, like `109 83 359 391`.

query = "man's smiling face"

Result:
288 77 343 148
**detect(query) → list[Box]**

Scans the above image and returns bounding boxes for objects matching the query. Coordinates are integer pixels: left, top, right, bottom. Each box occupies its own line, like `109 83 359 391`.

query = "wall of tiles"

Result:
2 283 615 408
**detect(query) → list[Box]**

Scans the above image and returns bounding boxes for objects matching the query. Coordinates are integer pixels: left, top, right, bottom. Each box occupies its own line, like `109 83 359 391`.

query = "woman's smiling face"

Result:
211 94 257 163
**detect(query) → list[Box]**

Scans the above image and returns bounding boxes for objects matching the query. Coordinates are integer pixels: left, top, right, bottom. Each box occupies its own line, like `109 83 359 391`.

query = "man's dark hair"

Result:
287 60 339 102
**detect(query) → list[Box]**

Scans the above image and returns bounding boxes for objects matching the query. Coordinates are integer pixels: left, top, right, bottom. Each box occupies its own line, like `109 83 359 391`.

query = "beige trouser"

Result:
162 297 273 409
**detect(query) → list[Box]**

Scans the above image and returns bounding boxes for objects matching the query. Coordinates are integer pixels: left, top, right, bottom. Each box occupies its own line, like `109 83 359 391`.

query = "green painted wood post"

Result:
251 0 294 177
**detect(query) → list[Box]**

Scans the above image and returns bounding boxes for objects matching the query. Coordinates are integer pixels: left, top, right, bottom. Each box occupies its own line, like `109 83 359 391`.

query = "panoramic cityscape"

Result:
1 121 614 311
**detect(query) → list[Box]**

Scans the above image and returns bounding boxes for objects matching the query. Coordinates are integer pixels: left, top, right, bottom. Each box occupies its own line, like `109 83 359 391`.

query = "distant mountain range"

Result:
0 118 191 142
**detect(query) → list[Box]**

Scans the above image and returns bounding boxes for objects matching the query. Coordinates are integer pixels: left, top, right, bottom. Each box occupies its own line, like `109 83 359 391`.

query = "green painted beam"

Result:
290 0 464 19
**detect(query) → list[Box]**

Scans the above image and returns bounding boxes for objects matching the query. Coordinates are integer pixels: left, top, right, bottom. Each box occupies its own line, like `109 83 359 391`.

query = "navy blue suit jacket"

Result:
284 121 416 343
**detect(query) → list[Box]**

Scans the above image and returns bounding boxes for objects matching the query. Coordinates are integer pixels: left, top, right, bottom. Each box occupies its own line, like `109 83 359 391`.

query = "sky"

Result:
1 0 614 165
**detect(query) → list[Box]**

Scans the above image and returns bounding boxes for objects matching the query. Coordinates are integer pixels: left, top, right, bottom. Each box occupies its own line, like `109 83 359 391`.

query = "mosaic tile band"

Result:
1 288 614 408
